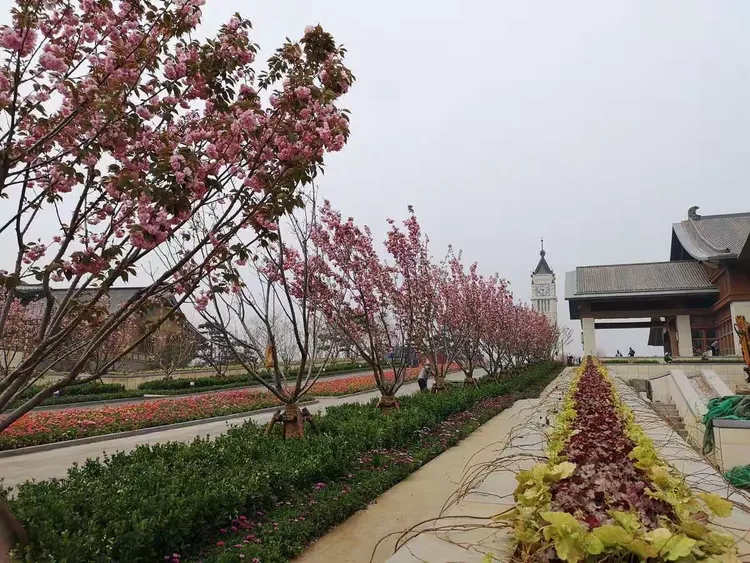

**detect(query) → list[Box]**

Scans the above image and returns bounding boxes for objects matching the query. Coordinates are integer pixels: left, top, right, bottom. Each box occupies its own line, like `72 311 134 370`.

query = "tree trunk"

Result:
0 499 26 563
283 403 304 438
376 394 400 412
463 375 478 388
431 375 448 393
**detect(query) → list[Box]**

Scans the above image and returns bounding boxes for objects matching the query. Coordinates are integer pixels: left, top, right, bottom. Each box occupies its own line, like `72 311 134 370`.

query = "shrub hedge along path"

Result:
4 362 563 563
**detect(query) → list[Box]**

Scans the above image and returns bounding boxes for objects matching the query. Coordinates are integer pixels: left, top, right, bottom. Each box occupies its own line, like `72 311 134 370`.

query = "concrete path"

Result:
294 375 563 563
0 371 476 489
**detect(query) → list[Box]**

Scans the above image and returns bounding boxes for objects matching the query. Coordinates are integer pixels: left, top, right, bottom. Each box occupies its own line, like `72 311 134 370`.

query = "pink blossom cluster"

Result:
1 1 352 285
310 202 559 393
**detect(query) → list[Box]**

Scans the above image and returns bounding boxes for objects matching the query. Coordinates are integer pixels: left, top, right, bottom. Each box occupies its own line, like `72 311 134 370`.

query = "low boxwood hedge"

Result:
7 362 562 563
138 363 374 392
10 383 143 409
20 391 145 407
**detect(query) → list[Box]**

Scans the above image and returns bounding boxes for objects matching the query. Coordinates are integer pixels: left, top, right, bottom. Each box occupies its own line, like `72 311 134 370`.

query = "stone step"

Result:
649 402 687 439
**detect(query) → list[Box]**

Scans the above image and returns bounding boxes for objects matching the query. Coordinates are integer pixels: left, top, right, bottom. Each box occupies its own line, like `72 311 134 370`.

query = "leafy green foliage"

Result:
11 363 562 562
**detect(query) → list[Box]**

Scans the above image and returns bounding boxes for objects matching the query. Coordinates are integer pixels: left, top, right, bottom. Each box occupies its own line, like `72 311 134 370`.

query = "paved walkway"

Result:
294 394 543 563
1 371 476 489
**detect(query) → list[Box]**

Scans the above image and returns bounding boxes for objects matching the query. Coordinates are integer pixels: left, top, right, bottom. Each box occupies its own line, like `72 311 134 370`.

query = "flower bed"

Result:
509 359 739 562
193 395 516 563
308 363 459 396
7 362 563 563
0 363 458 451
0 390 280 451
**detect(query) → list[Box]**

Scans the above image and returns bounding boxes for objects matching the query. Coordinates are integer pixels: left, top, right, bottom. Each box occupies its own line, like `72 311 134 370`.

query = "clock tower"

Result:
531 238 558 326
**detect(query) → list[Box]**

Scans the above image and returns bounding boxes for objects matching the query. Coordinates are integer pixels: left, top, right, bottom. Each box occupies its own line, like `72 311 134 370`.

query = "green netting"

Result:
725 465 750 490
702 395 750 455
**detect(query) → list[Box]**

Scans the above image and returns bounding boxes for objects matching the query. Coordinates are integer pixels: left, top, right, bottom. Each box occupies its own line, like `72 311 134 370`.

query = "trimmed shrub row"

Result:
7 362 562 562
137 363 374 392
10 383 143 409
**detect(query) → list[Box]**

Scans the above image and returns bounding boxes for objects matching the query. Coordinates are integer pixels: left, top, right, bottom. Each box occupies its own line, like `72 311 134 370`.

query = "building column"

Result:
730 301 750 355
675 315 693 357
581 317 596 357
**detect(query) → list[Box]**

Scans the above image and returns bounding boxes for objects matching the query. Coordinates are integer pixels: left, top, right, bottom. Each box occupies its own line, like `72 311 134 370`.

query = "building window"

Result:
691 328 716 355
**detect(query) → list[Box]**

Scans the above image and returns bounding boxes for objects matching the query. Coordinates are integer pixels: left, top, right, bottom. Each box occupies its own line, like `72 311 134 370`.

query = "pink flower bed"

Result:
0 364 462 450
0 389 280 451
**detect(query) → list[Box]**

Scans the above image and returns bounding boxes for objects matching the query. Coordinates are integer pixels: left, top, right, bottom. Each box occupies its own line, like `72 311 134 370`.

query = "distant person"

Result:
615 350 623 357
709 341 719 357
628 347 635 358
417 359 432 392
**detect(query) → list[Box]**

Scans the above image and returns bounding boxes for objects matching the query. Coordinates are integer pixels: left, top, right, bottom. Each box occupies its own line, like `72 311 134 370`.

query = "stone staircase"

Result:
651 402 688 439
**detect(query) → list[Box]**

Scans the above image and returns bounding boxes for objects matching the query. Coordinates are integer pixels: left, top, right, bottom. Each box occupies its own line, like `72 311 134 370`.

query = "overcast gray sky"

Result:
3 1 749 355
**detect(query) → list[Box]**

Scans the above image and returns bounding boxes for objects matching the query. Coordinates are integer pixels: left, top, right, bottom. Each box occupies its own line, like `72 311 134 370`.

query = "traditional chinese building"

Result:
566 208 750 357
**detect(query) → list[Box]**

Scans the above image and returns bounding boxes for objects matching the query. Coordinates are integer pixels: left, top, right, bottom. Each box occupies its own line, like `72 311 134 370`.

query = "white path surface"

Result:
0 371 477 489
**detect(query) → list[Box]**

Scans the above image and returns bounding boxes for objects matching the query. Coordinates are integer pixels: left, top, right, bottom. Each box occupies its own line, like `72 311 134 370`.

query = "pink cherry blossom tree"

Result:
445 250 485 385
0 0 353 431
0 292 141 403
144 319 198 379
384 213 461 392
312 202 423 409
164 188 336 437
477 273 514 378
51 296 142 378
0 291 36 380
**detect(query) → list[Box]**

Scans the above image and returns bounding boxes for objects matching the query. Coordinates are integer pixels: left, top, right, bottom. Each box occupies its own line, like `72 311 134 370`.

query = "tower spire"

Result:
540 237 545 257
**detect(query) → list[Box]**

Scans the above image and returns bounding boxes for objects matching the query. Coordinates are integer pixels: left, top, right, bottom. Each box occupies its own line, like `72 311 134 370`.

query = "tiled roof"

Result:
572 261 717 297
673 212 750 261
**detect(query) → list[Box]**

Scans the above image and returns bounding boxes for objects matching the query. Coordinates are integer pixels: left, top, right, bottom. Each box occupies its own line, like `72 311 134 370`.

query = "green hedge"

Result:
18 381 127 398
8 362 562 563
138 363 373 392
10 383 141 409
17 391 144 408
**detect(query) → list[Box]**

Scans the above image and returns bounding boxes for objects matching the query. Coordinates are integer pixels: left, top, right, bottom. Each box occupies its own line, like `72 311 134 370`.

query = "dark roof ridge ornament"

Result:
540 237 545 257
686 206 731 254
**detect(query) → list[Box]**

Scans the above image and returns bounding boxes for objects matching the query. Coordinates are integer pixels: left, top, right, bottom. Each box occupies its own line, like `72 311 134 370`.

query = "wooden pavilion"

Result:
566 208 750 357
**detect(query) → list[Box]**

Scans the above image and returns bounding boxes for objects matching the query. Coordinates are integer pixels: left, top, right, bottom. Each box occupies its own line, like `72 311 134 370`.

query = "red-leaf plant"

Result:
548 364 673 531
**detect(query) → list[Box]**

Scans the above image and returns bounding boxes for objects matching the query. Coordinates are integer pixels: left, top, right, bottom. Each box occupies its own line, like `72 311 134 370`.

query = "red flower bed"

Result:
0 390 280 451
0 364 462 450
549 363 672 529
308 363 460 396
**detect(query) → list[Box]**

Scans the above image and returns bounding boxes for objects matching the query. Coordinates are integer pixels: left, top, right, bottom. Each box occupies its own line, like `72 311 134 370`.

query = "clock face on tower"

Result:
536 284 550 297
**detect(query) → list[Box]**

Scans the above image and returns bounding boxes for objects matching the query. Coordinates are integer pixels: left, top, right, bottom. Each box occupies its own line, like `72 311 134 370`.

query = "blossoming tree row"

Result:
0 0 557 438
0 0 353 431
